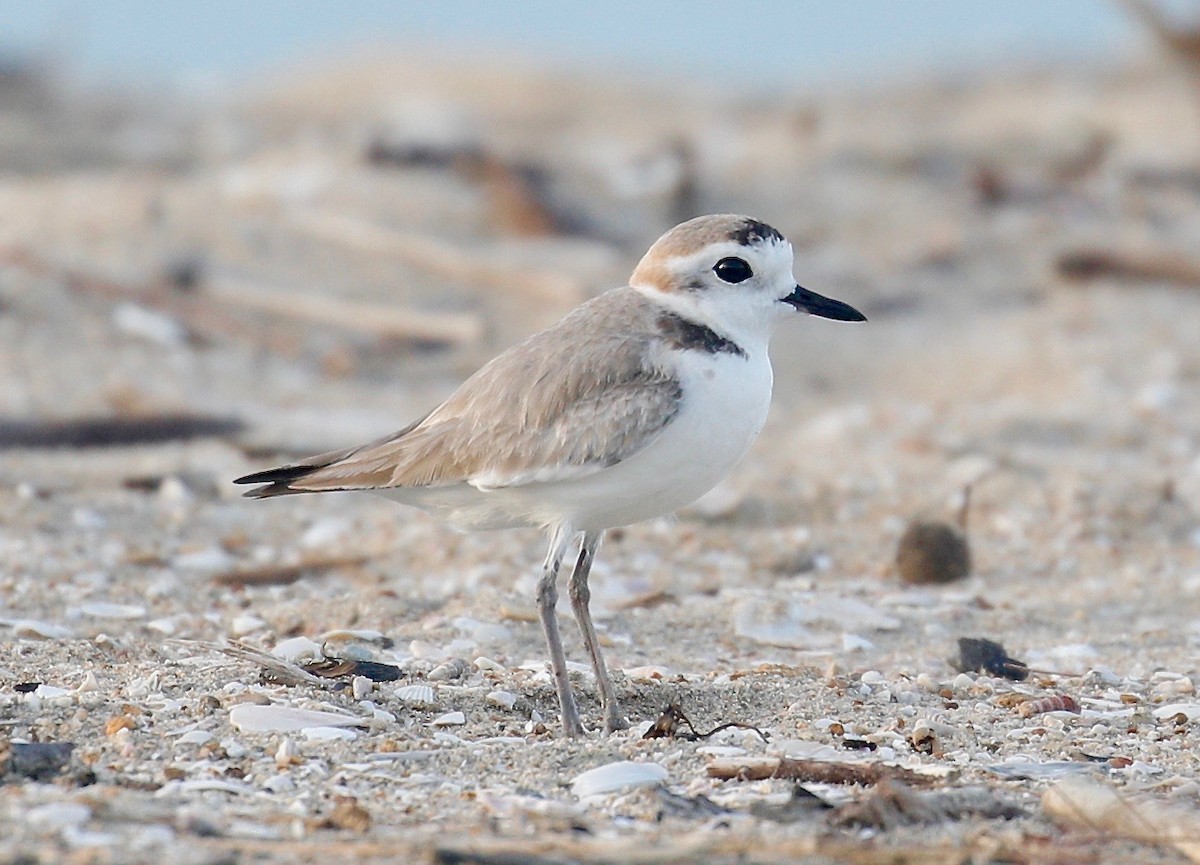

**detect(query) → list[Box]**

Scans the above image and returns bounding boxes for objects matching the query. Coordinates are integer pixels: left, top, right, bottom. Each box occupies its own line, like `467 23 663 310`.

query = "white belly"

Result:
379 347 774 532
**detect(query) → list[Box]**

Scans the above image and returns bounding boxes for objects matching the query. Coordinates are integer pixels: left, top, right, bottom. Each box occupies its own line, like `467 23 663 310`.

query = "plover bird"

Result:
235 214 865 736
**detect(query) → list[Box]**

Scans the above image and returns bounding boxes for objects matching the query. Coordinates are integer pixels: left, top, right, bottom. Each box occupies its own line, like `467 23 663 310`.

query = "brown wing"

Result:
235 289 683 497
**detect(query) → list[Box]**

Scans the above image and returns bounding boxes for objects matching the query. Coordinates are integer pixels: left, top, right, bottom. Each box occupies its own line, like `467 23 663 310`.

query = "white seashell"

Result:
230 614 267 637
301 518 353 549
351 676 373 700
7 619 73 640
172 547 236 572
320 628 387 643
228 704 365 733
113 302 187 347
429 659 470 681
453 617 511 644
270 637 324 663
176 779 254 795
175 730 212 746
262 773 295 793
394 684 437 708
146 616 180 635
274 738 297 767
473 656 506 672
221 739 247 758
80 602 147 620
1153 703 1200 720
33 684 71 698
773 740 840 760
696 745 747 757
301 726 358 741
74 672 100 692
622 665 670 682
571 760 668 798
486 690 517 711
431 711 466 727
27 801 92 828
842 633 875 652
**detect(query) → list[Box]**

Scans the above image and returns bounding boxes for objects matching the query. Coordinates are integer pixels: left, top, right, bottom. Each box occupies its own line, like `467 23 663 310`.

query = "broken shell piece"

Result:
9 619 74 640
274 738 299 767
271 637 324 663
1153 703 1200 721
428 659 470 681
301 726 358 741
431 711 466 727
80 602 148 620
486 690 517 710
474 656 506 672
571 760 668 798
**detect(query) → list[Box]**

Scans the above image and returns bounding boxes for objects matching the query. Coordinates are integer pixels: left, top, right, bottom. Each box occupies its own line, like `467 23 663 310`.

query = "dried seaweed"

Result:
642 703 769 743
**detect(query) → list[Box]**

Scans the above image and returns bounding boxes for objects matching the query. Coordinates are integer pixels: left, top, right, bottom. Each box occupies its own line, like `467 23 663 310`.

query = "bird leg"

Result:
537 524 583 737
568 530 628 732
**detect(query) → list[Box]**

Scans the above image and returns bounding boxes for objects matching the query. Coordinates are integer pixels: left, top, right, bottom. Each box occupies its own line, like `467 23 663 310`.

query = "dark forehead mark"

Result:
731 219 784 247
656 312 747 359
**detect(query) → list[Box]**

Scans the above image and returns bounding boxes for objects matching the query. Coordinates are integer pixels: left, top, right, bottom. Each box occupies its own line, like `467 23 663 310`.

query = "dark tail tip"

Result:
234 464 317 498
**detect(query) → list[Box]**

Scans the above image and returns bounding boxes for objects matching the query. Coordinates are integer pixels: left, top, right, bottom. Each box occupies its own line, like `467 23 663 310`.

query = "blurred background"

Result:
1 1 1199 607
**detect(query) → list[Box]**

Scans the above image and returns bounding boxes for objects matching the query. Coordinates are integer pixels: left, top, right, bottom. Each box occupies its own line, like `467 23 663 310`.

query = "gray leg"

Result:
536 524 583 737
568 531 628 732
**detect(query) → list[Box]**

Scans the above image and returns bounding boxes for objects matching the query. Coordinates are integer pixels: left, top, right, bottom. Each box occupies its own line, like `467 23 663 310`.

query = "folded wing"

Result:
235 289 683 498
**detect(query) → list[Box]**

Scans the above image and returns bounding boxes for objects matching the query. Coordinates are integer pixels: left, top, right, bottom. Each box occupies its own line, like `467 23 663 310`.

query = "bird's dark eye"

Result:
713 257 753 284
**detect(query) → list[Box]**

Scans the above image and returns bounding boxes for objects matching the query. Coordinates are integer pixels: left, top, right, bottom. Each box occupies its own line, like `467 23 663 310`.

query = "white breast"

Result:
531 343 773 530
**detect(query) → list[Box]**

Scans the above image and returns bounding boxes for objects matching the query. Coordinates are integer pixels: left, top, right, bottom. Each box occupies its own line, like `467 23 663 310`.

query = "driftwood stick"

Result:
205 274 484 345
212 554 370 587
288 211 586 306
1057 246 1200 287
706 757 937 788
178 640 335 689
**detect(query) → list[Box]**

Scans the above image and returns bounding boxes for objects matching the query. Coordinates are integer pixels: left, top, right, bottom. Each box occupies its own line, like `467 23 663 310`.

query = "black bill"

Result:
781 285 866 322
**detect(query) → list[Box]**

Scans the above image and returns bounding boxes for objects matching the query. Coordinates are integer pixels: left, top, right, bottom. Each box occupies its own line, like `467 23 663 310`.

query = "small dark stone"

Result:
955 637 1028 681
896 520 971 584
7 741 75 780
842 738 878 751
163 255 205 291
12 682 40 693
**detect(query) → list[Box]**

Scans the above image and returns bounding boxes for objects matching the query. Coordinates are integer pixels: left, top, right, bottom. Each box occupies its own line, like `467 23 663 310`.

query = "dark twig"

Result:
642 703 769 743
